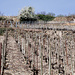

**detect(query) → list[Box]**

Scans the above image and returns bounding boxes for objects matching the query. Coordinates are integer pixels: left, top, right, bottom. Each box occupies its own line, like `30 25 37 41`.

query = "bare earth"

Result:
0 36 4 43
4 36 32 75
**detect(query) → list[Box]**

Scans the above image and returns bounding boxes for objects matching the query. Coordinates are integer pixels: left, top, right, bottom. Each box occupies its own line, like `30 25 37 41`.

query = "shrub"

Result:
18 6 37 22
0 28 6 35
0 16 6 21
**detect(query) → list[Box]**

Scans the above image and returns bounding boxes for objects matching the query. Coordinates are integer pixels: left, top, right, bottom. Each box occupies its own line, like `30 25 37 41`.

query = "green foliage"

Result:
0 28 6 35
0 16 6 20
0 28 14 35
20 17 37 22
37 12 55 21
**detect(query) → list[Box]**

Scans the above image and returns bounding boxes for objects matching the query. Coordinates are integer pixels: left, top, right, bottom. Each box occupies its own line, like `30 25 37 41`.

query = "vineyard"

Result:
0 22 75 75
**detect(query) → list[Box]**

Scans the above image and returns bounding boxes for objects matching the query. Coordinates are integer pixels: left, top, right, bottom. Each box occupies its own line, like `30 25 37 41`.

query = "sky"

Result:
0 0 75 16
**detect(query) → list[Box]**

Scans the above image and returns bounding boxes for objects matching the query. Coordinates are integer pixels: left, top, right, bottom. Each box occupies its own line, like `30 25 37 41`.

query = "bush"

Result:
18 6 37 22
0 28 6 35
0 28 14 35
37 14 55 22
0 16 6 21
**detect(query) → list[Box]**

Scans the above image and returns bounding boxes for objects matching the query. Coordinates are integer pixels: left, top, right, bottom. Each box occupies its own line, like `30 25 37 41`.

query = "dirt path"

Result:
4 36 32 75
0 36 4 43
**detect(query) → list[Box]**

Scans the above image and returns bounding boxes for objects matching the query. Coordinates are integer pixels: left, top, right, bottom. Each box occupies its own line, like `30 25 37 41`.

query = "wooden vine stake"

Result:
49 35 51 75
71 34 74 75
41 32 43 75
0 43 2 74
39 33 41 58
62 31 66 75
22 38 24 54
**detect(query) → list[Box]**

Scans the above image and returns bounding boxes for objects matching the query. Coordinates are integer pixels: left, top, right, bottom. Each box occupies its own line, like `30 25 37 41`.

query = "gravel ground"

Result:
3 36 32 75
0 36 4 43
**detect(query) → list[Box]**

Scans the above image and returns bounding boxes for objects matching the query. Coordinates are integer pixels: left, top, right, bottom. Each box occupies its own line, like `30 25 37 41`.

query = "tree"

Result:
37 12 55 22
18 6 37 22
